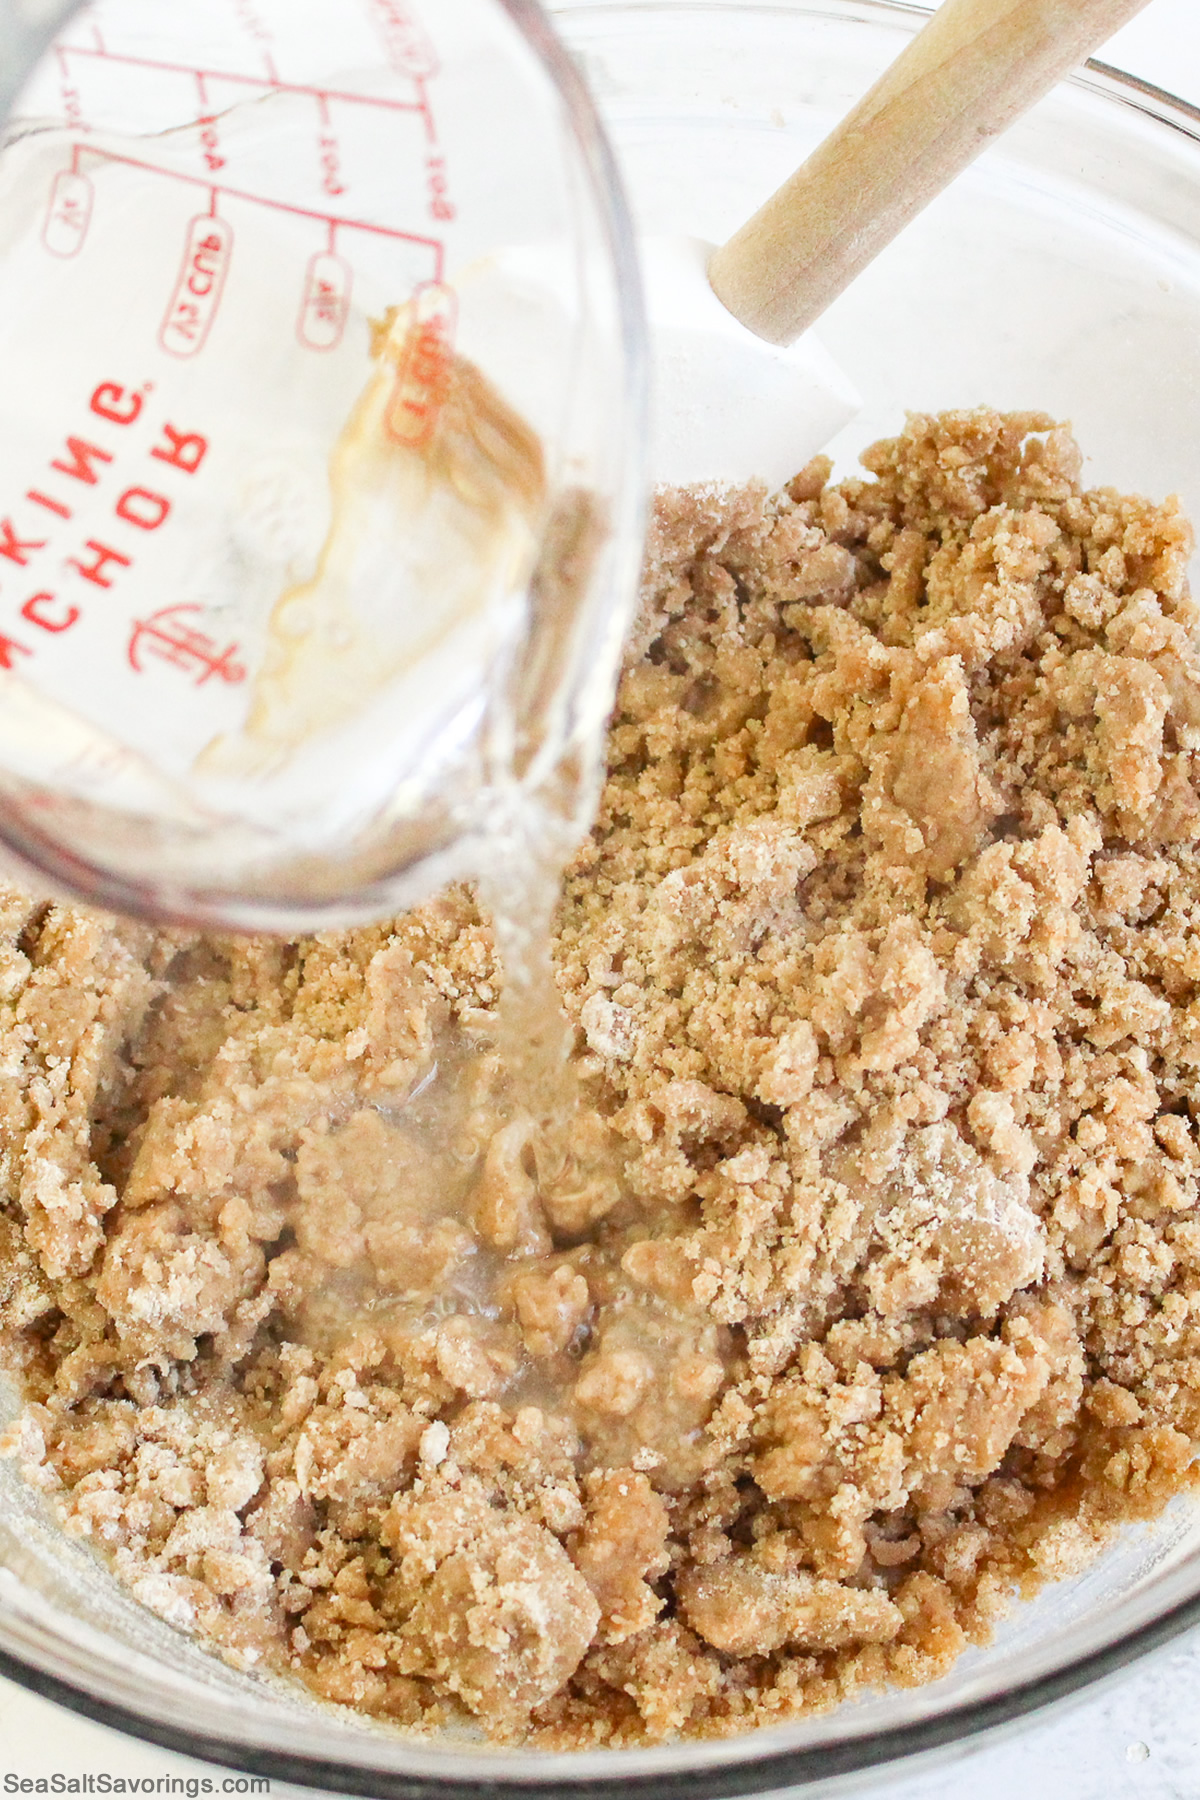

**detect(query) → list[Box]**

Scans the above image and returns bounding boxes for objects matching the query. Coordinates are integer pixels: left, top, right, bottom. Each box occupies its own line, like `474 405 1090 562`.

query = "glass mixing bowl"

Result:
2 1 1200 1793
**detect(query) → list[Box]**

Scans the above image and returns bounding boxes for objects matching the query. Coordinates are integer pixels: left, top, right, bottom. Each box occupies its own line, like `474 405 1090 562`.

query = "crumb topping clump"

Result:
2 409 1200 1745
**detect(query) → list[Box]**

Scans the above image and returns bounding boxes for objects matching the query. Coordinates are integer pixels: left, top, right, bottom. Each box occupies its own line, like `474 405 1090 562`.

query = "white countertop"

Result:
3 2 1200 1796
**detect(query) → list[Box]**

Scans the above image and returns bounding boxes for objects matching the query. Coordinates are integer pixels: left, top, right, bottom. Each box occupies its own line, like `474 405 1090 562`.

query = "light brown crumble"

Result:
2 408 1200 1745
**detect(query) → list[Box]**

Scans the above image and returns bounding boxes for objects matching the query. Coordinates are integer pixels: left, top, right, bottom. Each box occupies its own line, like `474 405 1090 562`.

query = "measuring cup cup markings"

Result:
27 493 72 521
21 593 78 633
229 0 273 52
53 43 87 136
5 0 456 726
51 436 113 487
0 393 211 676
92 382 148 426
194 77 226 177
62 138 448 250
161 214 234 358
30 0 459 407
60 43 434 119
128 604 246 686
366 0 439 80
55 134 445 354
298 250 353 351
0 0 633 853
426 153 453 222
68 541 124 588
115 487 172 531
386 279 456 447
47 23 452 356
43 168 92 254
314 96 346 200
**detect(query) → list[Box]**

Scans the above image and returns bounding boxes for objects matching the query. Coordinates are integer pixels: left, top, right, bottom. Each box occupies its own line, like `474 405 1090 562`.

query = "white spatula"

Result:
649 0 1155 487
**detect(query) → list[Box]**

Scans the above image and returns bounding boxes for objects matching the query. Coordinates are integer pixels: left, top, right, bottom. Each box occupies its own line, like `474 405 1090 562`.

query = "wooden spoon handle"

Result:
708 0 1154 346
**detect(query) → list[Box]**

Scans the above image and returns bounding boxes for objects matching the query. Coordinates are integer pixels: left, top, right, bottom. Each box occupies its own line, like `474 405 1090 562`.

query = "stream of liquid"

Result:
273 289 641 1379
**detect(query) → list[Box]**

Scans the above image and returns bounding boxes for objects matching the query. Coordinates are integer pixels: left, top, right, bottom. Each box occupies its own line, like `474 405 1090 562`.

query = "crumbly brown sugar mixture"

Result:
3 408 1200 1745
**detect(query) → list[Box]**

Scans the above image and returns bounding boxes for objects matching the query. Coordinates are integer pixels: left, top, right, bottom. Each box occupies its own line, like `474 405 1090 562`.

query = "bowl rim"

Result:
4 1579 1200 1798
3 3 1200 1794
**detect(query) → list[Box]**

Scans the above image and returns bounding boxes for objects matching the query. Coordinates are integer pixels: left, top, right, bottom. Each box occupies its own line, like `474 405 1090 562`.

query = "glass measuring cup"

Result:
0 0 646 930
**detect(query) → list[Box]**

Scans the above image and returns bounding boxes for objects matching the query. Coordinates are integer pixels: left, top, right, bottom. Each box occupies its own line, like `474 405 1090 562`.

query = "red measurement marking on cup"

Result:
0 383 213 670
41 37 450 351
43 170 94 256
315 95 346 199
387 281 456 449
54 44 87 134
231 0 274 54
195 73 225 175
128 604 246 685
67 143 445 268
367 0 439 79
298 251 353 351
160 215 234 358
60 44 430 117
